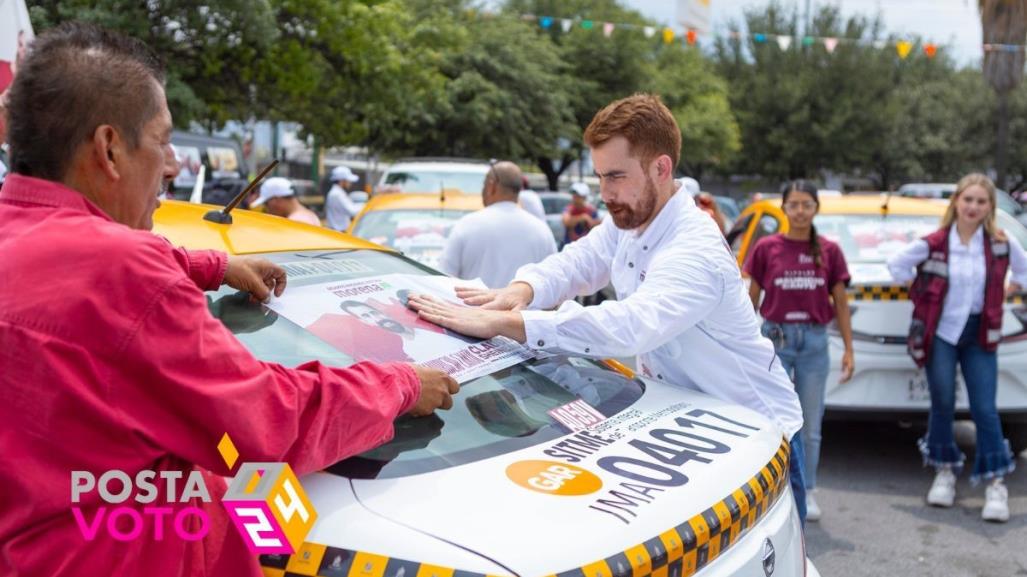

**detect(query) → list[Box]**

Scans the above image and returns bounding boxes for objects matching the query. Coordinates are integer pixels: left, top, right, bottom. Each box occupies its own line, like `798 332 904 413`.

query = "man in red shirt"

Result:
0 23 458 576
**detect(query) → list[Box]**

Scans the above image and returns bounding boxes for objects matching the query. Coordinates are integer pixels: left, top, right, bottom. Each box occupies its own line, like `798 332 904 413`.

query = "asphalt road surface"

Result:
806 420 1027 577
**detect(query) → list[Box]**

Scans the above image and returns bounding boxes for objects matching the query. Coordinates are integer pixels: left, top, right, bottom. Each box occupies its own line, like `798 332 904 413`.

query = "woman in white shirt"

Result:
888 173 1027 523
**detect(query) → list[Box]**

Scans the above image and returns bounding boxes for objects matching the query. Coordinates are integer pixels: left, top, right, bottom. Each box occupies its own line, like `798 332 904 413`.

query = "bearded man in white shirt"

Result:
410 94 809 523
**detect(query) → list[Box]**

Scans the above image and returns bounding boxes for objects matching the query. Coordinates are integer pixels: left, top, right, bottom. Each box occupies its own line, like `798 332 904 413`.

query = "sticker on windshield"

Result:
266 274 534 383
548 399 607 432
279 259 373 280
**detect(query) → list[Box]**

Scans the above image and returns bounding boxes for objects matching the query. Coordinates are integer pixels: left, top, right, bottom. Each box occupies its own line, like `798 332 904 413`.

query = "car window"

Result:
206 249 644 480
541 196 572 214
383 170 486 194
351 209 471 270
328 356 643 479
726 212 754 256
814 214 939 264
996 190 1023 216
749 214 781 248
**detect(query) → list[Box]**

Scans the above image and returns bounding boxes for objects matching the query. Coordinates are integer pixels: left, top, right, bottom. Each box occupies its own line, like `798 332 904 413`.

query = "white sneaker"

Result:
982 480 1009 523
927 467 956 507
805 491 822 522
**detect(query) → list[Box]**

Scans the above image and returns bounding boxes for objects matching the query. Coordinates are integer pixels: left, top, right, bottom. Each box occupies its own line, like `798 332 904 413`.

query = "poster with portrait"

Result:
266 274 535 382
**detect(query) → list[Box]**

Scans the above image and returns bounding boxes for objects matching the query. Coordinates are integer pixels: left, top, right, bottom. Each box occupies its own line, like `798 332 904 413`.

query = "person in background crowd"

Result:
744 180 854 522
407 94 807 523
0 23 458 576
563 181 600 244
326 165 361 231
695 191 726 234
251 175 321 226
440 160 556 288
518 175 546 222
888 173 1027 523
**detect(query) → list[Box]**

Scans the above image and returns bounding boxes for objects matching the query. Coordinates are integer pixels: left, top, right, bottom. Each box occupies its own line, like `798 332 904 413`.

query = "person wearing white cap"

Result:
562 181 600 245
251 176 321 226
326 165 361 231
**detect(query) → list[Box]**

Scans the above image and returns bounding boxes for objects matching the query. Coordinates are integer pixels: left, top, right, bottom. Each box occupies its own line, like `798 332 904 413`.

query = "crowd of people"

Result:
2 21 1026 577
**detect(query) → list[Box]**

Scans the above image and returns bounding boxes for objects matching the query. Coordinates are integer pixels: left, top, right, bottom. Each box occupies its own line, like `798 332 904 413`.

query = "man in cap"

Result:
251 175 322 226
326 165 362 231
0 23 457 576
562 181 600 245
439 160 556 288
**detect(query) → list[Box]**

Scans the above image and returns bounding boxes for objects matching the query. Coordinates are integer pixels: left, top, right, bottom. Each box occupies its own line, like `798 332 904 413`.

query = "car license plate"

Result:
907 372 966 403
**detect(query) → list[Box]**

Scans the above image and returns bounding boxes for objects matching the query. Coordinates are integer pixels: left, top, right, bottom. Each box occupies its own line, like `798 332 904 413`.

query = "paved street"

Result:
807 420 1027 577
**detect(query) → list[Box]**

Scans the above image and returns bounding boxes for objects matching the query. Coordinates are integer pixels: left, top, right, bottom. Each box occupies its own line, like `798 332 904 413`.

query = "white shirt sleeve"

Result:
513 219 616 309
887 239 929 283
520 242 725 358
1006 232 1027 287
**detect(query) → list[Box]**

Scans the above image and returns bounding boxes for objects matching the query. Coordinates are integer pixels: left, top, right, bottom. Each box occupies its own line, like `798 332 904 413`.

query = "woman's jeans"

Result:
922 314 1015 483
762 321 829 490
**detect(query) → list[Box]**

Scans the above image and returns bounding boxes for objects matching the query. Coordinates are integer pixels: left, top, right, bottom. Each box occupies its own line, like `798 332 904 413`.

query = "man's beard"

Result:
606 176 657 230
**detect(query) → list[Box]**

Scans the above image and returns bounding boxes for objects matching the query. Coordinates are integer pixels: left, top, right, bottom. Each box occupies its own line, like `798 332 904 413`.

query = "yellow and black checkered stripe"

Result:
260 440 790 577
848 284 1025 304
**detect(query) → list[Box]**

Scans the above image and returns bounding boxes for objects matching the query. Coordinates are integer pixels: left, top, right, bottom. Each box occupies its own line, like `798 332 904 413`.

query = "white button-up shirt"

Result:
325 184 361 231
441 201 557 289
887 225 1027 345
515 186 803 437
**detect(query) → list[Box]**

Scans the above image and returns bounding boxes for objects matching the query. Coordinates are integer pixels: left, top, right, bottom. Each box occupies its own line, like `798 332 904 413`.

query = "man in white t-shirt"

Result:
440 161 556 288
518 176 546 222
325 165 361 231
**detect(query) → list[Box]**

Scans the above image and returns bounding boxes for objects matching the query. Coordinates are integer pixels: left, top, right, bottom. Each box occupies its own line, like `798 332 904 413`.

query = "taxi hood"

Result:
349 381 790 576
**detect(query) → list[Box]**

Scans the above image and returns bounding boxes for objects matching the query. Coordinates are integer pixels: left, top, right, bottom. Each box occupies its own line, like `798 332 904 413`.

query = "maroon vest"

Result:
907 227 1009 367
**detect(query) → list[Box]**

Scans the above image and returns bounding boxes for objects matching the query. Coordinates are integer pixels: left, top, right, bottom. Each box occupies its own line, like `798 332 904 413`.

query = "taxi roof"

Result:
152 200 389 255
359 192 484 213
748 193 946 217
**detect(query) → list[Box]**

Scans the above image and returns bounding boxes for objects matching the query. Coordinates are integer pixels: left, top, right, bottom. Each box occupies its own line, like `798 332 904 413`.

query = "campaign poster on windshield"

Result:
266 274 535 383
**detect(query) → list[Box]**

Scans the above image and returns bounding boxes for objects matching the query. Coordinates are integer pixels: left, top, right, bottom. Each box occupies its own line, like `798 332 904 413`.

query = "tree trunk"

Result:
537 154 575 191
996 90 1010 190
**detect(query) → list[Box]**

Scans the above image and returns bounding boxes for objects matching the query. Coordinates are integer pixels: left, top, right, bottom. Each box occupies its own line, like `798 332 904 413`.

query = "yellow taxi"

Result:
728 194 1027 448
150 200 816 577
347 192 482 270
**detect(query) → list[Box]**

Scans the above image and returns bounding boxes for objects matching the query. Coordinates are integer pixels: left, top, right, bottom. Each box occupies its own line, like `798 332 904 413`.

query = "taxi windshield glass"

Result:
206 249 643 479
816 214 939 265
384 170 486 194
351 209 470 269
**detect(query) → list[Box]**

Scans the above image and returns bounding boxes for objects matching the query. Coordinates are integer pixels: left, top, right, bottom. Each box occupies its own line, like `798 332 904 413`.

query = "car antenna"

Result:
439 180 446 215
203 159 280 225
881 189 892 217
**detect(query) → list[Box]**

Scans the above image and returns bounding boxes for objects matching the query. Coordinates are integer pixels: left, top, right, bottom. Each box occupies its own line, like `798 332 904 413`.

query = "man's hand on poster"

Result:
453 282 534 311
407 365 460 417
407 294 527 343
224 256 287 302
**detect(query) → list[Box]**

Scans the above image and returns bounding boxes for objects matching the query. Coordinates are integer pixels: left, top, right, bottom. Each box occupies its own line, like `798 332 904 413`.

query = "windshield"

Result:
815 214 939 266
383 170 486 194
206 249 643 479
351 209 471 270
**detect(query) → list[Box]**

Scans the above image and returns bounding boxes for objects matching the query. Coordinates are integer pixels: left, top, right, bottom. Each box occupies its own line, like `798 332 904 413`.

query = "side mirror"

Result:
351 191 369 203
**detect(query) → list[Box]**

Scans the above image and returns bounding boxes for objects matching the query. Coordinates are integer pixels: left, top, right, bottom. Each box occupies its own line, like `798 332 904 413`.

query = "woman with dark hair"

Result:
888 173 1027 523
744 180 855 522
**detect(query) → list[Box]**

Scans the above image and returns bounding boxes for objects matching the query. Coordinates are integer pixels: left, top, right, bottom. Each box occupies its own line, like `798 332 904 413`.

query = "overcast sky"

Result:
629 0 983 64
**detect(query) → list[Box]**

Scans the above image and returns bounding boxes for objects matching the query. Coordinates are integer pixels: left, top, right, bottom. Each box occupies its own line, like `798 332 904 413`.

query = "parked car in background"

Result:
348 193 482 270
377 158 490 195
152 199 817 577
169 131 249 205
898 182 1027 227
713 195 740 229
729 195 1027 451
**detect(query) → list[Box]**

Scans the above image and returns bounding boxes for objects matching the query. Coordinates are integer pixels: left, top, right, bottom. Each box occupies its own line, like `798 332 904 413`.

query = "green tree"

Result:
978 0 1027 189
647 43 740 178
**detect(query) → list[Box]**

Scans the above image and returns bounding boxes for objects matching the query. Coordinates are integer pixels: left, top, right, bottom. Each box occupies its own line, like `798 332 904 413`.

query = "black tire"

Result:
1005 421 1027 455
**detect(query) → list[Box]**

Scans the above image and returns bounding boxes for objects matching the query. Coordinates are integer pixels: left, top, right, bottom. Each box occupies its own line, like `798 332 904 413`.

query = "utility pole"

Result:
805 0 812 36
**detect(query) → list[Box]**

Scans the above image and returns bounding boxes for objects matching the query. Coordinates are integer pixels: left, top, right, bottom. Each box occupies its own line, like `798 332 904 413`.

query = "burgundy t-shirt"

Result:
744 233 851 324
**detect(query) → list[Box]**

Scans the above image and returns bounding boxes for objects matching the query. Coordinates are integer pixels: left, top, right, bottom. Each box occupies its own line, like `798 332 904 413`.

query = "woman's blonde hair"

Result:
940 173 999 237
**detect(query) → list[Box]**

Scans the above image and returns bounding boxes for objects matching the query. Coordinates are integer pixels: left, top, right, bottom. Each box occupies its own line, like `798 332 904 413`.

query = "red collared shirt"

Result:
0 174 419 576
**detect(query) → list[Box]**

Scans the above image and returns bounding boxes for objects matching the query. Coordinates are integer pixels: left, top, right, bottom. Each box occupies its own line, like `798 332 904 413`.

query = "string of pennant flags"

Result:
520 13 1027 59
